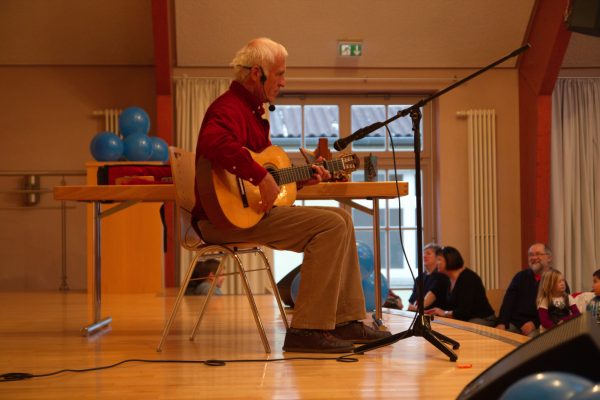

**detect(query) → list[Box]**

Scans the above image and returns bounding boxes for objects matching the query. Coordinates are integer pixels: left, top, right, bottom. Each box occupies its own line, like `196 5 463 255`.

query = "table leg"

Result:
82 201 112 335
372 198 383 322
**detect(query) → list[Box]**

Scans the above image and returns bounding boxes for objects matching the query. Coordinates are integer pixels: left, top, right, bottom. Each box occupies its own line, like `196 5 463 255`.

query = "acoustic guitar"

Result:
197 145 359 229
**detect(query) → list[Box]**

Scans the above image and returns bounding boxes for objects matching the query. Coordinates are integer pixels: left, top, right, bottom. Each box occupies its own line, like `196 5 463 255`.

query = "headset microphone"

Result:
259 67 276 111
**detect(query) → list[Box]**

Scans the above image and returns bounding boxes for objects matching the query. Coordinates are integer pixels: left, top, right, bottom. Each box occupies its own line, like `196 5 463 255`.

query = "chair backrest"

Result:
169 146 197 213
168 146 203 249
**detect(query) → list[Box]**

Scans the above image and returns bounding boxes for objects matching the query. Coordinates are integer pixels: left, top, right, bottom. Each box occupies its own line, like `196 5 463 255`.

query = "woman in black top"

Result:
407 243 450 311
426 246 497 326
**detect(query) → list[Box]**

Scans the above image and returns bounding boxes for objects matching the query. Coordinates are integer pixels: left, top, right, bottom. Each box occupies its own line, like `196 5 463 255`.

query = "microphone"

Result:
333 121 386 151
259 66 276 112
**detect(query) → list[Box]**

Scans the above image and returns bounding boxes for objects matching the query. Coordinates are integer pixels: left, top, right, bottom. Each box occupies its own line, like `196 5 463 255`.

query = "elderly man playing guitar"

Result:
192 37 390 353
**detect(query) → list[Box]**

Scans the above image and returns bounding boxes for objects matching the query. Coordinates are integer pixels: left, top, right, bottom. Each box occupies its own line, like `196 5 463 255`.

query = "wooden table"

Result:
54 181 407 335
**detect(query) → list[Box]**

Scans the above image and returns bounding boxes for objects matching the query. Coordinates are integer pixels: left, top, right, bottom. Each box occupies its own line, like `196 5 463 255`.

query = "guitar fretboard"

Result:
271 159 346 185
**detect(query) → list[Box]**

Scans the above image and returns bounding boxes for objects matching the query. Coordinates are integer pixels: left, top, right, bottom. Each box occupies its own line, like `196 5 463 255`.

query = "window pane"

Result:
351 203 386 228
387 169 415 228
350 105 386 151
273 250 303 282
351 170 386 227
304 105 339 149
352 165 385 183
388 229 418 287
270 105 302 152
388 105 422 151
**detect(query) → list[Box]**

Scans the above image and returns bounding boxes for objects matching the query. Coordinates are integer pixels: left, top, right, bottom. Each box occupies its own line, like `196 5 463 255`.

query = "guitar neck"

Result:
271 159 347 185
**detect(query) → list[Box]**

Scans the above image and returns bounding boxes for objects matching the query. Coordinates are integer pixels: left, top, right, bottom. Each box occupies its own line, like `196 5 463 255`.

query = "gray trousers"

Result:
197 205 367 330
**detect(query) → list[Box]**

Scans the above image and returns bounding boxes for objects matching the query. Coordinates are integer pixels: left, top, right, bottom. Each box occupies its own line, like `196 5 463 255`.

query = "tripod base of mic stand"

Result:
354 313 459 362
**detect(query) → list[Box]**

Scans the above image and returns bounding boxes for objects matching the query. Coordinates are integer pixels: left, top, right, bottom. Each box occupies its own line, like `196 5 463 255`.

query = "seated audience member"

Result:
426 246 497 326
537 268 580 333
585 269 600 322
407 243 449 311
496 243 568 337
185 259 225 296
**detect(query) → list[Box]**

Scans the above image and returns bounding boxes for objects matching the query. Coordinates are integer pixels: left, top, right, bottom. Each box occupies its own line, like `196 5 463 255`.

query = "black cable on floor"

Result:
0 353 360 382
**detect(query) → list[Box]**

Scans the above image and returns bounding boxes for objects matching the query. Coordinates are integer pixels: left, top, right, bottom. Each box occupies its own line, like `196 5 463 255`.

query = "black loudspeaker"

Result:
457 312 600 399
276 265 301 308
567 0 600 37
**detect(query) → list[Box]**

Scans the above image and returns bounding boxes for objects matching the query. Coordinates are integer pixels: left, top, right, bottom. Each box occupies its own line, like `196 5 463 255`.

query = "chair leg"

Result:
188 257 224 341
234 252 271 353
157 252 202 352
190 251 271 352
166 246 277 353
256 249 289 329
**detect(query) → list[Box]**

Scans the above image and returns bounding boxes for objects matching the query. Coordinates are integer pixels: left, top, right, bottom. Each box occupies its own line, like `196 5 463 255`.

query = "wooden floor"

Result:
0 291 527 399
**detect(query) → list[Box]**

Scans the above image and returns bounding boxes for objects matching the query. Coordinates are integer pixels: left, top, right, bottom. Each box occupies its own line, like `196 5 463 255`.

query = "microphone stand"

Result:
353 44 530 361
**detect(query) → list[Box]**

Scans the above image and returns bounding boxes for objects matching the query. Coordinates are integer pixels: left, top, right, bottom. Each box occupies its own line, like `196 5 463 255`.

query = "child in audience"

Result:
537 268 580 332
586 269 600 323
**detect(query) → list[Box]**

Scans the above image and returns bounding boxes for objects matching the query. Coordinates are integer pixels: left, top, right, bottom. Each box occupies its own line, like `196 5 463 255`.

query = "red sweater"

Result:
193 81 271 220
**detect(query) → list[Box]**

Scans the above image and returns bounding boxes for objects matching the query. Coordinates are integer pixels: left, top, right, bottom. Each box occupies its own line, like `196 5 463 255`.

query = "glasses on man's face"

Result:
528 252 547 257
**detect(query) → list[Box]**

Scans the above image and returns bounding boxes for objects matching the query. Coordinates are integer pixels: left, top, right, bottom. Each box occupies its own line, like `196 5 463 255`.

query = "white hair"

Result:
230 37 288 82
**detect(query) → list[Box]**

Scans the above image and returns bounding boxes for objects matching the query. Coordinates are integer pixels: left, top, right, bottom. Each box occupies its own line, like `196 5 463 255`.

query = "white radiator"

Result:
457 109 499 289
92 108 122 135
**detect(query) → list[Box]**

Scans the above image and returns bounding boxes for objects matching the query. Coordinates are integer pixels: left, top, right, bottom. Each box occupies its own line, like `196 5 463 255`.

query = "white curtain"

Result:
174 76 272 294
551 78 600 292
174 77 230 151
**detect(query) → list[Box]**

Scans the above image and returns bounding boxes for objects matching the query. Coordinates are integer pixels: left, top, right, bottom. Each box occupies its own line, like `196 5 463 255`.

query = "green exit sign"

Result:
338 42 363 57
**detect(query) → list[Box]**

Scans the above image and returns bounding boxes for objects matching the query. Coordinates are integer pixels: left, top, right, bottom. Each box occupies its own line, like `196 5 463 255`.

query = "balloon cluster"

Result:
89 106 168 162
289 241 389 311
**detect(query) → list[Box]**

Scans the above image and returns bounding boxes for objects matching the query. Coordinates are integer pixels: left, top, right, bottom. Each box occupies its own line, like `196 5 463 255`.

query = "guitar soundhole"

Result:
266 167 280 185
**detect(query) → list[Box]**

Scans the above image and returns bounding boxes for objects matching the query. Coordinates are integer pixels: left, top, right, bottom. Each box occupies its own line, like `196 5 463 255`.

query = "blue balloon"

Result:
90 131 123 161
357 241 375 279
123 133 152 161
149 136 169 161
500 372 593 400
362 273 389 311
119 106 150 137
571 384 600 400
291 271 301 305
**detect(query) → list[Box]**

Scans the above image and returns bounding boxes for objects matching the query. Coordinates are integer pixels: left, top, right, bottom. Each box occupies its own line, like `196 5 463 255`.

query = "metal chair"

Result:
157 147 289 352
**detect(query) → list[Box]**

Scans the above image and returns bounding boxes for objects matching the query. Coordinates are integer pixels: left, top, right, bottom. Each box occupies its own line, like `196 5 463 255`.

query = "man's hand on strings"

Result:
298 157 331 187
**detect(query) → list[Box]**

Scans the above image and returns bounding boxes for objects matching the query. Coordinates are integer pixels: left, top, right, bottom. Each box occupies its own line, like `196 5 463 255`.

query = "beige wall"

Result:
0 66 155 290
436 70 522 289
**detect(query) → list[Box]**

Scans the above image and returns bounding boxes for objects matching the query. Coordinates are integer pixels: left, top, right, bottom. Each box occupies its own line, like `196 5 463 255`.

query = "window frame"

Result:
271 93 437 288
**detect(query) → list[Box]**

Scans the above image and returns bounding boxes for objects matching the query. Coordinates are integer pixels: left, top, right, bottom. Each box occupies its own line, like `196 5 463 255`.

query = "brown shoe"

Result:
283 328 354 353
331 321 392 344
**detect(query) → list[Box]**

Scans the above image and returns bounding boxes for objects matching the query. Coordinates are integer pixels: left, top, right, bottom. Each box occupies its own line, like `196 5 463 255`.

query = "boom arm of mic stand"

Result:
396 43 531 119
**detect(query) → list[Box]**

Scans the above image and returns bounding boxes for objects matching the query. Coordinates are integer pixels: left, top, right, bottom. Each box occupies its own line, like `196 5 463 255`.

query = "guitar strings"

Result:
270 158 350 184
